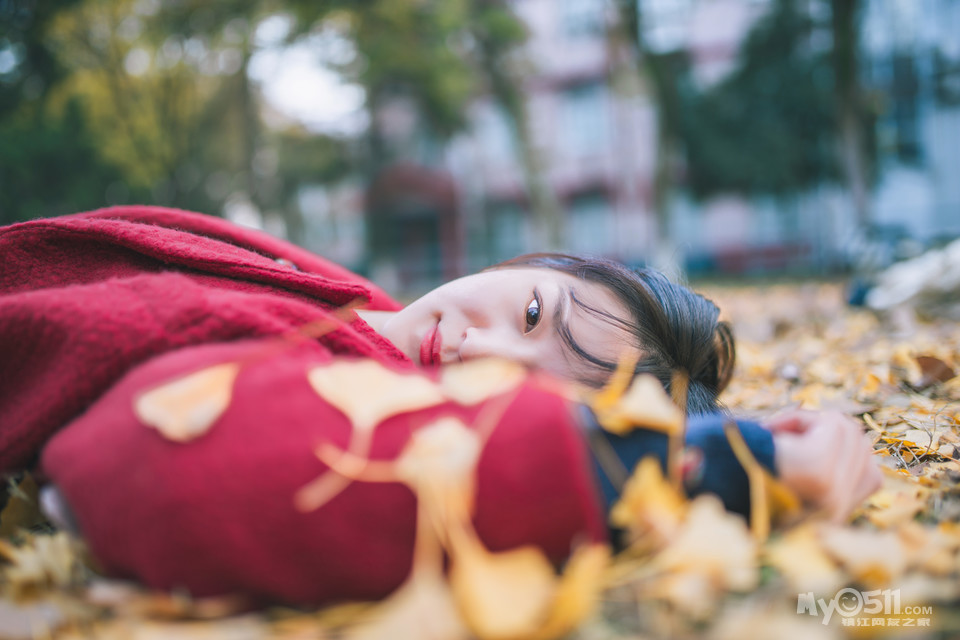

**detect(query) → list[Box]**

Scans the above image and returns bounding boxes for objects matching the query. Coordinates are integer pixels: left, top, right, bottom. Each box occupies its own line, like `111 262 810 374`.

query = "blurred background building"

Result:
1 0 958 295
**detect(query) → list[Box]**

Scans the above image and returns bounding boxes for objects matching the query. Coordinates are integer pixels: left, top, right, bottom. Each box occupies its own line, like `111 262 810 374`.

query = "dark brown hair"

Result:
492 253 735 415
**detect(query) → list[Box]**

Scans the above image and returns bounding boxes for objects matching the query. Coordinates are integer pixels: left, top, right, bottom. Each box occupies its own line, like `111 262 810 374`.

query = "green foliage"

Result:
0 100 146 224
0 0 84 117
275 131 350 185
353 0 477 138
0 0 529 227
679 0 841 199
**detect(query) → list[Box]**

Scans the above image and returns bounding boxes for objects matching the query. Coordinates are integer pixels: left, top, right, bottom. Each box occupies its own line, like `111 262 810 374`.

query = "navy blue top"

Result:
583 408 777 524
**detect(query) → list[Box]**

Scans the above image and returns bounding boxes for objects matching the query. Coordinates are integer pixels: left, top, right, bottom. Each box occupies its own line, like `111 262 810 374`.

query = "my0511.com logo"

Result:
798 588 933 628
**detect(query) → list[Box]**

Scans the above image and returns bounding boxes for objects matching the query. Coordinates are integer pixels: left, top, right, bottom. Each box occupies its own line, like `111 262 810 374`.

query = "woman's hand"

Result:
766 410 884 523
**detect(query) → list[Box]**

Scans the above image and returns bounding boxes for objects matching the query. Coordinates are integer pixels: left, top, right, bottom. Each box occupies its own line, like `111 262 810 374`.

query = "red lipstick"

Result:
419 324 441 366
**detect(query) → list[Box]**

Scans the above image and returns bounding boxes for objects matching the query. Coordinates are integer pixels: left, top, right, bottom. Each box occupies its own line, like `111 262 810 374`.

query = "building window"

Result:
561 82 609 156
641 0 693 54
559 0 606 39
474 103 516 165
488 201 530 263
567 192 613 256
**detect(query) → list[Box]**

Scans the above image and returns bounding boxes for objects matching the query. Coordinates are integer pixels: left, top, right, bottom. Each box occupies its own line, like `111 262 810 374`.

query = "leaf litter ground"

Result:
1 282 958 639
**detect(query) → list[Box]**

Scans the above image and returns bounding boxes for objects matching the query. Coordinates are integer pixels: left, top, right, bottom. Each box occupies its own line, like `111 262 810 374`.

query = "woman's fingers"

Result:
765 409 824 434
825 423 869 522
771 410 883 523
773 425 839 505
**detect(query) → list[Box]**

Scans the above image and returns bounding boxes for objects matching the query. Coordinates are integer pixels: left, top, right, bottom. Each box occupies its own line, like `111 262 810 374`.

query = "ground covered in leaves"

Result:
1 282 958 639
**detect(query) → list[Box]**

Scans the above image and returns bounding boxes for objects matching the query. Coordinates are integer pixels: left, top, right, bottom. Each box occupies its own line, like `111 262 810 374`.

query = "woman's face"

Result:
377 267 636 385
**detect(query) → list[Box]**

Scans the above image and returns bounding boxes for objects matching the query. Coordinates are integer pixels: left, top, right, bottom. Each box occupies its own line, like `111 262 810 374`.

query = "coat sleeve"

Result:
0 210 406 474
39 339 608 606
586 409 777 522
0 272 396 474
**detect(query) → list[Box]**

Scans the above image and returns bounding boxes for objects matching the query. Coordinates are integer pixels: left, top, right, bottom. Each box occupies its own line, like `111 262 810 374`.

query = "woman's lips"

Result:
419 323 441 366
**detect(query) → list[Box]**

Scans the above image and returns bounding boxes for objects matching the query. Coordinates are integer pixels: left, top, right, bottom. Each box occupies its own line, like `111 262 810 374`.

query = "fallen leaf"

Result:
0 532 84 598
649 494 759 612
337 455 470 640
440 358 527 405
862 486 927 528
592 374 684 437
896 521 960 576
395 417 482 525
531 544 610 640
449 533 557 640
818 525 908 587
134 362 240 442
900 428 939 451
307 360 445 432
916 354 956 387
723 421 802 541
892 345 924 387
0 473 45 537
712 601 842 640
609 456 686 547
764 524 845 594
344 569 468 640
0 597 69 640
61 616 269 640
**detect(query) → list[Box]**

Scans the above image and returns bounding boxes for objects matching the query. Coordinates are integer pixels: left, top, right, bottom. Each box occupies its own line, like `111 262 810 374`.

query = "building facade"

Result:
293 0 959 294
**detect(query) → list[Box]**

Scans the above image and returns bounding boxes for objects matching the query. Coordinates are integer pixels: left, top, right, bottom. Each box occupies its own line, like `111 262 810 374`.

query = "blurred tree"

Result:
272 128 352 243
0 0 81 117
2 0 536 257
612 0 686 269
286 0 538 260
0 0 137 223
469 0 563 249
831 0 871 228
0 98 147 224
45 0 256 214
38 0 357 244
678 0 875 203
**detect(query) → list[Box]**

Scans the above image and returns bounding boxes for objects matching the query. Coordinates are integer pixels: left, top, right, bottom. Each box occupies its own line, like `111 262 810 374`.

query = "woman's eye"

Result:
524 292 542 333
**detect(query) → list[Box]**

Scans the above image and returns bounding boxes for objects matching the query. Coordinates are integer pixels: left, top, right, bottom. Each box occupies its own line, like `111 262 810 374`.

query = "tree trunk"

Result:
831 0 871 230
611 0 681 274
473 18 564 251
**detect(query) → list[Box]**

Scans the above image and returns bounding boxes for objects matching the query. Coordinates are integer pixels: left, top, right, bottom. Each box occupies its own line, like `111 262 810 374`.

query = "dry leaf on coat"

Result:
134 362 240 442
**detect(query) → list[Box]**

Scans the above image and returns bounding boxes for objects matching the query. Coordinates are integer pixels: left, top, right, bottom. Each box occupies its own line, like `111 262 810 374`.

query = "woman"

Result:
0 205 880 605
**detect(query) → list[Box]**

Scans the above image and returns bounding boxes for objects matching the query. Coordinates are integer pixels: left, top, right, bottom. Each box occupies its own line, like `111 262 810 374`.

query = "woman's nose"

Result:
458 326 530 366
458 327 490 362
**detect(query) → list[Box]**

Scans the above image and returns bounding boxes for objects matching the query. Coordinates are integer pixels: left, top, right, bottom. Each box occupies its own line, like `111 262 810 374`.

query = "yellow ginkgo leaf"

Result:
763 523 845 594
449 532 557 640
652 495 759 593
395 417 482 491
590 352 639 415
531 543 610 640
610 456 687 546
818 525 908 587
307 361 445 433
440 358 527 405
134 363 240 442
863 484 928 528
723 421 802 541
395 417 482 528
897 521 960 576
344 568 469 640
0 532 83 597
345 479 470 640
592 374 684 437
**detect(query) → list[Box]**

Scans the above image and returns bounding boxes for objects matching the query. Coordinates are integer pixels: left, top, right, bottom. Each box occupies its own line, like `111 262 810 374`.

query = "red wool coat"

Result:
0 206 607 605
